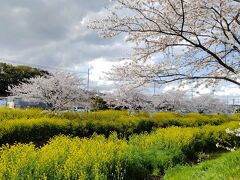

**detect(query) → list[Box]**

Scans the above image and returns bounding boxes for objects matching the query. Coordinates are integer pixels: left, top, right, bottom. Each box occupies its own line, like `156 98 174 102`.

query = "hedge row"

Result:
0 108 43 121
0 108 239 145
0 116 239 146
0 122 239 179
0 108 238 127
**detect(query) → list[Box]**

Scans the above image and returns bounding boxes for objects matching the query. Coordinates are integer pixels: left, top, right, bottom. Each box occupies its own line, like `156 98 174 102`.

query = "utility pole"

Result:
153 81 156 95
87 68 90 91
86 68 91 113
191 89 194 100
191 80 194 100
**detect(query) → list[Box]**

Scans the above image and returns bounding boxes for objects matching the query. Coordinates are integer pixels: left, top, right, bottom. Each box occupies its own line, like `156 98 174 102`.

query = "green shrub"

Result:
0 118 74 145
0 108 238 145
0 122 239 179
0 108 44 121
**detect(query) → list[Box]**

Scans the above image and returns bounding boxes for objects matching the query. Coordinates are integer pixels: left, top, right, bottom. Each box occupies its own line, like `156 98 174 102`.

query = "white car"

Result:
73 106 87 112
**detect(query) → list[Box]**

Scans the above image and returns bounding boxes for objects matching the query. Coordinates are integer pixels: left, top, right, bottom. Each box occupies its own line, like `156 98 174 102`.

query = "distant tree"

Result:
152 90 194 113
104 89 229 114
153 90 229 114
193 94 230 114
9 72 88 111
0 63 48 96
105 88 154 114
90 96 109 111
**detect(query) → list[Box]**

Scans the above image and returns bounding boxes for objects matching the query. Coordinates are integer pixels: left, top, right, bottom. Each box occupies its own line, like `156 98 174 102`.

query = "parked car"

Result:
73 106 88 112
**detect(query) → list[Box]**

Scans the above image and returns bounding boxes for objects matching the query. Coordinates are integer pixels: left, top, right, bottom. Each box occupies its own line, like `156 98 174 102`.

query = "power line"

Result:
87 68 90 91
0 58 88 74
153 81 156 95
0 58 95 92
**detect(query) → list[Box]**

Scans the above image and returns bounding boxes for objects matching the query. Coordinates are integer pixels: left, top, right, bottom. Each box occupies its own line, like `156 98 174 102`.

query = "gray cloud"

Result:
0 0 129 71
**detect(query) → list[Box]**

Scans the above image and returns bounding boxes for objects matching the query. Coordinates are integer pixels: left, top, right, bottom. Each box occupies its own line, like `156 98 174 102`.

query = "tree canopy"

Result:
104 89 229 114
89 0 240 88
0 63 48 96
9 71 88 111
90 96 109 111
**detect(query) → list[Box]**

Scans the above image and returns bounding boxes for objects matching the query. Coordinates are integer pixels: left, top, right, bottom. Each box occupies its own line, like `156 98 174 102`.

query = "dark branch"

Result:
180 0 185 35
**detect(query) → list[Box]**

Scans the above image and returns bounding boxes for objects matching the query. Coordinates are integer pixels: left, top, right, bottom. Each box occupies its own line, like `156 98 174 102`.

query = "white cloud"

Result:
215 85 240 96
161 82 239 97
75 57 131 93
88 58 115 83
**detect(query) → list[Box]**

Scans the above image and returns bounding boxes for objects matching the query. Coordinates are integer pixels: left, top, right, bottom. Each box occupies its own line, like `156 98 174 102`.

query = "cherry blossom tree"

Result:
104 88 154 113
193 94 230 114
152 90 229 113
152 90 194 113
8 72 89 111
89 0 240 88
103 88 230 114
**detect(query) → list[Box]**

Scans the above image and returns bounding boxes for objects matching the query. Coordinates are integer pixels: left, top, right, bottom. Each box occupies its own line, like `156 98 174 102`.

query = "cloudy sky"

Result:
0 0 239 100
0 0 130 89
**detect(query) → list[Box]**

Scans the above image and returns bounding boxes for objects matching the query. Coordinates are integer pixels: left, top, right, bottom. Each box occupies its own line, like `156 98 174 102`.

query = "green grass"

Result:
164 149 240 180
